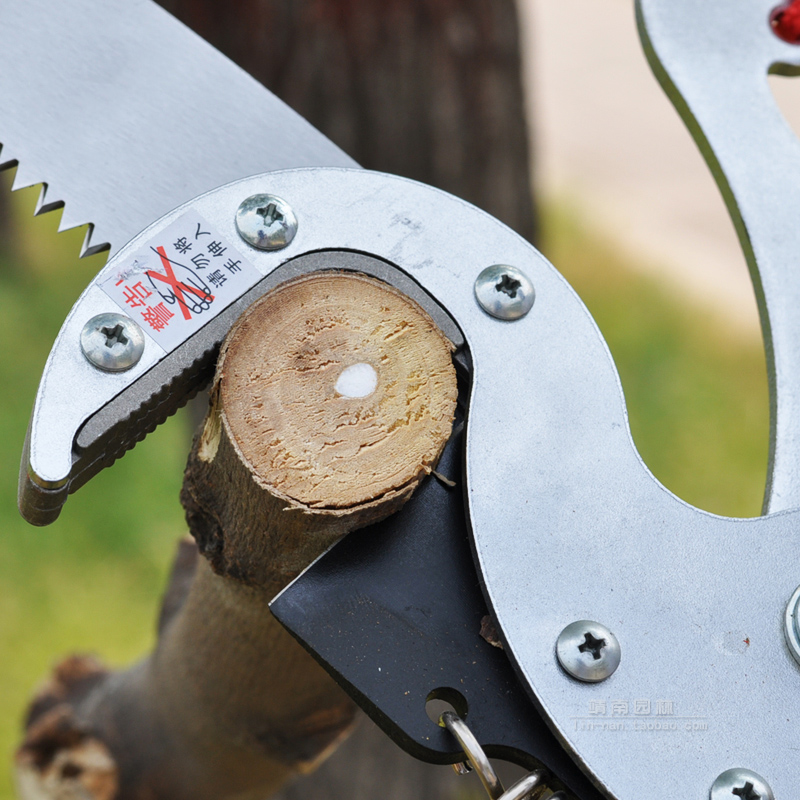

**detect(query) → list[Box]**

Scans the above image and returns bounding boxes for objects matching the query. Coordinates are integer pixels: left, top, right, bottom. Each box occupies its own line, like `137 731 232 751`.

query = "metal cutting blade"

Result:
0 0 356 257
1 0 359 523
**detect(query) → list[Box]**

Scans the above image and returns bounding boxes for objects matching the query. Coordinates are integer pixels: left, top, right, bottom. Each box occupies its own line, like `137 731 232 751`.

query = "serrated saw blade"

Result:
1 0 359 524
0 0 356 256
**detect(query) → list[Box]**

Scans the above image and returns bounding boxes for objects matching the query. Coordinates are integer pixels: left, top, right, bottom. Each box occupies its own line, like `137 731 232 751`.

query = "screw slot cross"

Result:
578 632 607 661
256 202 285 227
495 273 521 298
732 783 760 800
101 323 129 349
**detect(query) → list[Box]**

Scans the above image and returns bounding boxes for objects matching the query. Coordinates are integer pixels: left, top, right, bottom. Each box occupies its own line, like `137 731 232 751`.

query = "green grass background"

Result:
0 174 189 798
0 174 769 798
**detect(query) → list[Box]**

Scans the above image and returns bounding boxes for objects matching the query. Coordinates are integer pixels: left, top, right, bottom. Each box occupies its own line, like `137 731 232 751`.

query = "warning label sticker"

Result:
101 211 261 352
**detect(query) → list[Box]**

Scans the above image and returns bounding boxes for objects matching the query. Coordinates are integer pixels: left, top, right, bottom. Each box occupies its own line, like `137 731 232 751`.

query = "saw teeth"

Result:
34 184 65 216
0 143 17 171
57 203 91 234
0 141 109 257
10 160 42 192
79 224 108 258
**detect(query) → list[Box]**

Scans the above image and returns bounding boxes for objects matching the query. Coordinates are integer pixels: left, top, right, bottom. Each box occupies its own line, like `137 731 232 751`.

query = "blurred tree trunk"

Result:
158 0 536 243
162 1 536 798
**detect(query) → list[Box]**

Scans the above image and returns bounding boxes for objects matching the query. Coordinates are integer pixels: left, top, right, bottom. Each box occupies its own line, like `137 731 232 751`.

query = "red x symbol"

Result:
147 246 214 320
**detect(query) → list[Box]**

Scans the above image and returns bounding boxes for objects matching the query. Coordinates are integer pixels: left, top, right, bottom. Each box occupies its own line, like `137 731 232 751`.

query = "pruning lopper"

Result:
5 0 800 797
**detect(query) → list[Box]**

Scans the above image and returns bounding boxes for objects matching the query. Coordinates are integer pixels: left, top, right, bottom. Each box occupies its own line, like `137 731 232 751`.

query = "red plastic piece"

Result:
771 1 800 44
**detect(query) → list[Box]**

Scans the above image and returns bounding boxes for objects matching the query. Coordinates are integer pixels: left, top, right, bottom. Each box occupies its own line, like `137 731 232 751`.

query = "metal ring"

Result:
440 711 505 800
497 770 543 800
441 712 550 800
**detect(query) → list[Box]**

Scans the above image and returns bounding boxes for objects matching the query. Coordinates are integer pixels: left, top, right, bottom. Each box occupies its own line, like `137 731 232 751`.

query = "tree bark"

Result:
15 272 458 800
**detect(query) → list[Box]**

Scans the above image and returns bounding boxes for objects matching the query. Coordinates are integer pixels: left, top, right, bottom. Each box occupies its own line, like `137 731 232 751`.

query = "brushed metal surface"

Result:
638 0 800 514
0 0 356 256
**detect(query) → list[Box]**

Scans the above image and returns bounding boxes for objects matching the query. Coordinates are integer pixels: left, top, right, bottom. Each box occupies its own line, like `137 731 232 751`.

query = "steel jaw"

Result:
15 167 468 526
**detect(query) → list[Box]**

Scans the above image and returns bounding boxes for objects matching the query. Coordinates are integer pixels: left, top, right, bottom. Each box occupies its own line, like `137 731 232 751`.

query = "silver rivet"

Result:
710 769 773 800
784 585 800 667
474 265 535 320
235 193 297 251
556 620 620 683
80 313 145 372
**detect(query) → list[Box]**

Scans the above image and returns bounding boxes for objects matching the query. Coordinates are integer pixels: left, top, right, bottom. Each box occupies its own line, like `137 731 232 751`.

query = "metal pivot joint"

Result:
710 769 774 800
80 313 145 372
474 264 535 320
784 585 800 666
556 621 621 683
235 193 297 251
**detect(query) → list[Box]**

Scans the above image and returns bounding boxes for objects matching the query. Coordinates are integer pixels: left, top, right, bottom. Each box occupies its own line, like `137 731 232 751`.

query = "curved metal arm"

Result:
637 0 800 513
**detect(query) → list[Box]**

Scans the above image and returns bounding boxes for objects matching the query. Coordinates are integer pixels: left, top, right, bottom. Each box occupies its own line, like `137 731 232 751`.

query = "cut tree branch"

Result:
16 272 457 800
